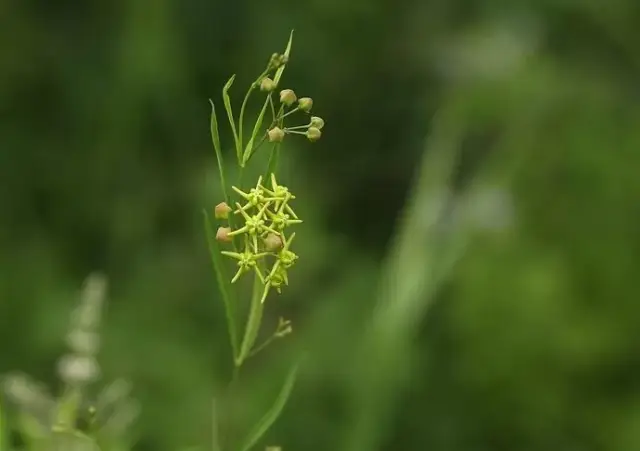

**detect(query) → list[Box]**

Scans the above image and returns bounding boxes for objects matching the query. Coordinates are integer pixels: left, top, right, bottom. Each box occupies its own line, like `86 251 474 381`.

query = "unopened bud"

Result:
298 97 313 112
268 127 285 143
214 202 232 219
269 53 287 69
306 127 322 142
268 53 280 68
216 227 232 243
310 116 325 130
260 77 276 92
264 233 283 251
279 89 297 106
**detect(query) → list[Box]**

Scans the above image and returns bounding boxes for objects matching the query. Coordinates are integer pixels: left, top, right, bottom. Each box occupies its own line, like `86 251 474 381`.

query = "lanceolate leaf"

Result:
238 362 300 451
204 210 239 360
209 100 229 206
242 97 270 165
222 74 241 162
273 30 294 86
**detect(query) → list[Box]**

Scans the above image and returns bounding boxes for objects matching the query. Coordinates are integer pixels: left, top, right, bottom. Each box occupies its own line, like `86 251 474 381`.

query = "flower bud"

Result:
269 53 288 69
268 127 285 142
298 97 313 112
260 77 276 92
310 116 325 130
214 202 232 219
306 127 322 142
216 227 233 243
268 52 280 69
263 233 283 251
279 89 297 106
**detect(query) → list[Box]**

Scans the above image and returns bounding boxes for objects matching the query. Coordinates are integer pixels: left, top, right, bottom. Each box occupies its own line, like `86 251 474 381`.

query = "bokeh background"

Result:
2 1 640 450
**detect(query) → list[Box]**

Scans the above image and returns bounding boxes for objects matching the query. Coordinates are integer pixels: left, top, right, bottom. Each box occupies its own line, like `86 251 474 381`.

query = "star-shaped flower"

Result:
221 240 268 283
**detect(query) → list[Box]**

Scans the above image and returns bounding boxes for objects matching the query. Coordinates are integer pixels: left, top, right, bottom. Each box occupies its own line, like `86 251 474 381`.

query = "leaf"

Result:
209 100 229 206
273 30 294 86
204 210 239 360
237 271 265 364
242 97 270 164
238 362 300 451
263 142 281 182
222 74 241 162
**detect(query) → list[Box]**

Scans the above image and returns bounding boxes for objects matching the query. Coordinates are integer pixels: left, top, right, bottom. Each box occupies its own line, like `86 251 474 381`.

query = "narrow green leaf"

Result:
204 210 239 360
237 272 265 364
209 100 229 206
242 97 270 164
222 74 241 162
264 142 281 182
273 30 294 86
238 362 300 451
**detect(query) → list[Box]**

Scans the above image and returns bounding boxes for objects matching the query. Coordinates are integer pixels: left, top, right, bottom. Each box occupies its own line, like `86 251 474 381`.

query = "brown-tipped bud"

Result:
279 89 297 106
214 202 232 219
310 116 325 130
306 127 322 142
298 97 313 112
216 227 233 243
260 77 276 92
263 233 283 251
268 127 285 143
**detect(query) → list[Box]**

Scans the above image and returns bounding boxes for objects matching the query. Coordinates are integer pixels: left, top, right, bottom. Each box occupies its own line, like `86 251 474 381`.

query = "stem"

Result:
247 334 279 358
264 104 286 181
269 95 277 122
221 363 241 450
279 107 299 121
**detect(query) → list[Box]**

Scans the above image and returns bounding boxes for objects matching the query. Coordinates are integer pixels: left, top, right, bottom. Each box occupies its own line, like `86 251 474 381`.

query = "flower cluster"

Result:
215 174 301 303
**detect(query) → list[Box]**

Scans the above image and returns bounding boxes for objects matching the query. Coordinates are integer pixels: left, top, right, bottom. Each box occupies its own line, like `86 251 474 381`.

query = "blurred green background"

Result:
2 1 640 450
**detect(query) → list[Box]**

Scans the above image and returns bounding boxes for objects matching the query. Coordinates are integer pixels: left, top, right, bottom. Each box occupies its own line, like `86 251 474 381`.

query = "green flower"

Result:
221 240 268 283
267 206 303 231
230 202 281 251
263 174 299 219
232 176 267 213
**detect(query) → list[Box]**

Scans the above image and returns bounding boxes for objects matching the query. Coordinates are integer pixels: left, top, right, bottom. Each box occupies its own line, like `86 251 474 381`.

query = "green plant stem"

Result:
279 107 299 121
269 95 277 121
264 104 286 180
247 334 279 359
285 130 307 136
